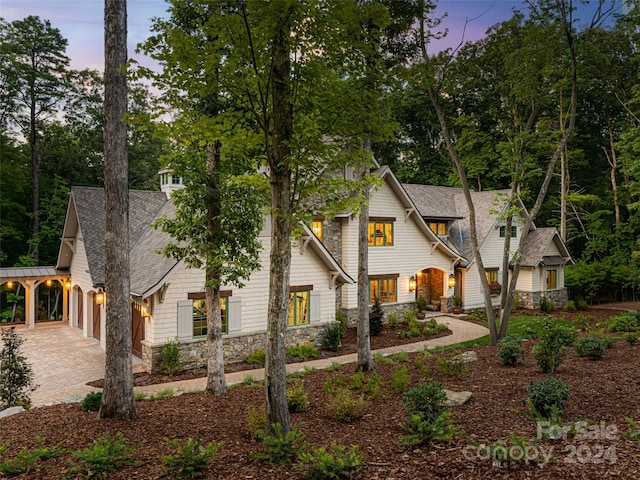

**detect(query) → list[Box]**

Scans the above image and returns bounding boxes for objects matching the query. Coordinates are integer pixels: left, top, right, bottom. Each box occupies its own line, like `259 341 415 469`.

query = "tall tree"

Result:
0 16 71 262
99 0 138 420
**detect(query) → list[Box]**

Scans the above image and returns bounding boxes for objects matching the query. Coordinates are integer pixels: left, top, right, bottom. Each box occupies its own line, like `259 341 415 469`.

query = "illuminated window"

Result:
485 269 499 283
190 293 229 337
368 219 394 246
312 220 323 241
288 289 310 326
546 270 557 290
429 222 447 236
499 226 517 238
369 276 398 304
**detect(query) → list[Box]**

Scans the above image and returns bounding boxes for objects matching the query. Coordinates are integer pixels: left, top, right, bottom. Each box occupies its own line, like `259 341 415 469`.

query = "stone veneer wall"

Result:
322 218 344 309
342 302 416 327
517 288 569 310
142 324 328 373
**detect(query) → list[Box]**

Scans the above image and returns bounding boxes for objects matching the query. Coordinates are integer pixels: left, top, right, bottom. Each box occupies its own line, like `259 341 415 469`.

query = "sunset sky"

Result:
1 0 624 71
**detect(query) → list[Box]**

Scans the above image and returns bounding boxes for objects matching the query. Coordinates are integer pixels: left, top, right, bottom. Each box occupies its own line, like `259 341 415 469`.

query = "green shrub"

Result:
575 298 589 310
539 296 555 313
369 298 384 336
373 352 395 365
575 337 607 360
403 382 447 420
82 391 103 412
286 344 318 359
436 351 469 376
321 322 342 352
246 405 266 439
68 431 140 478
592 332 618 348
408 325 421 337
565 300 576 312
287 384 310 413
162 338 182 375
160 438 223 479
335 309 348 338
0 437 66 476
402 309 417 325
253 424 307 466
526 377 571 420
625 333 639 345
362 372 383 402
387 311 399 329
608 314 638 333
391 351 409 363
348 371 366 390
0 327 36 408
323 375 347 394
622 411 640 443
297 443 363 480
415 294 429 311
246 349 266 364
329 388 366 423
391 366 410 393
326 361 344 372
435 323 448 333
497 335 525 366
532 319 577 374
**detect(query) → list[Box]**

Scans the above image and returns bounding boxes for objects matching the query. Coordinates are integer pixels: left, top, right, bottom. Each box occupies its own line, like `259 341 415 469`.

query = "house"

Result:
402 184 573 311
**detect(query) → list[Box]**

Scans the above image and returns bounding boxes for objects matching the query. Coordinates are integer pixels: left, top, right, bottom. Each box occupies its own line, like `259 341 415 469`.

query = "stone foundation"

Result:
342 302 417 327
516 288 568 310
142 323 329 373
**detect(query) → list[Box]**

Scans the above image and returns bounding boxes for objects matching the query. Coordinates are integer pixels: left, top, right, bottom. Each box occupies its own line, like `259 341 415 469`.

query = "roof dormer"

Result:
158 168 185 198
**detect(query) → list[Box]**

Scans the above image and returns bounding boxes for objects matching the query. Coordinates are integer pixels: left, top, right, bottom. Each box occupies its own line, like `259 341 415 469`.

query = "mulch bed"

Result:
3 306 640 479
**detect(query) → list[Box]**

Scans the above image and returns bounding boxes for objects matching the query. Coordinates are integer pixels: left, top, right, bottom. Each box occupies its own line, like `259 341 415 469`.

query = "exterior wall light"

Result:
7 281 13 289
96 289 105 305
65 280 72 289
409 276 416 292
448 274 456 289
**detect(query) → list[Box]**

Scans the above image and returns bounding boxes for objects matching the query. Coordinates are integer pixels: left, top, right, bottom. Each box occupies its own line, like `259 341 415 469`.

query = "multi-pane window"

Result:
312 220 323 241
288 289 310 326
190 293 229 337
369 276 398 304
429 222 447 236
368 219 394 246
546 270 557 290
499 226 517 238
485 269 499 283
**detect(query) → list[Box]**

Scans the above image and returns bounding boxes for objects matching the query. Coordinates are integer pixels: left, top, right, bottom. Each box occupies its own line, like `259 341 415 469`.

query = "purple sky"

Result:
1 1 622 71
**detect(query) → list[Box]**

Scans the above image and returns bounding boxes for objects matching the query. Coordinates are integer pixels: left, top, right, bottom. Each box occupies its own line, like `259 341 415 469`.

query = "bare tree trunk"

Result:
99 0 138 421
604 123 621 248
357 161 374 372
205 141 227 395
264 10 292 435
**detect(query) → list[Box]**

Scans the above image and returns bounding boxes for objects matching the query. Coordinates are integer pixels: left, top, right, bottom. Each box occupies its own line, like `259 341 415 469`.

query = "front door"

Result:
77 289 83 329
92 295 100 341
131 302 145 358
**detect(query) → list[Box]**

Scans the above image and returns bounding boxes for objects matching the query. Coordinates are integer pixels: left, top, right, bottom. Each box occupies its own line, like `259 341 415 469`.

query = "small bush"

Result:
497 335 525 366
326 361 343 372
287 384 310 413
625 333 639 345
408 325 421 337
348 371 366 390
388 311 399 329
575 298 589 310
575 337 607 360
608 314 638 333
415 294 429 311
565 300 576 312
391 351 410 363
539 296 555 313
286 344 318 359
369 298 384 336
246 405 266 439
246 349 266 364
362 372 383 402
403 382 447 420
253 424 307 466
82 391 103 412
391 366 410 393
399 410 461 446
532 319 577 374
436 351 469 376
323 375 347 394
335 309 348 338
160 437 223 479
68 431 140 478
0 437 66 476
0 327 37 408
321 322 342 352
162 338 182 375
373 352 395 365
297 443 363 480
329 388 366 423
402 309 417 325
527 377 570 420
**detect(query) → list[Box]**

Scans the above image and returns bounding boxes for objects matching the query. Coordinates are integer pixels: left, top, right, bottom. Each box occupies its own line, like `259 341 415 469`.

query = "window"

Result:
312 219 323 241
369 275 398 304
368 218 394 246
485 269 499 283
429 222 447 236
288 288 310 326
499 226 517 238
189 292 230 337
546 270 557 290
171 175 181 185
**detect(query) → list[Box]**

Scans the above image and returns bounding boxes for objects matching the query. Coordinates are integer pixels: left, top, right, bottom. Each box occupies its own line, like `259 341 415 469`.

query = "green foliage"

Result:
399 410 462 446
348 371 366 390
297 443 364 480
329 389 366 423
254 424 307 466
497 335 525 366
532 318 577 374
575 299 589 311
369 298 384 336
325 362 343 372
162 338 182 375
246 406 266 439
565 300 576 312
415 294 428 311
539 296 555 313
373 352 395 365
622 411 640 443
402 309 417 325
608 313 638 333
287 384 310 413
436 351 469 376
321 322 342 352
335 310 348 338
68 432 140 478
527 377 571 420
477 433 539 468
403 382 447 421
387 311 399 329
82 391 103 412
624 332 639 345
286 344 319 359
246 349 266 364
391 351 410 363
0 327 36 408
160 438 223 479
575 337 607 360
408 325 421 337
362 372 383 402
391 366 410 393
0 437 66 476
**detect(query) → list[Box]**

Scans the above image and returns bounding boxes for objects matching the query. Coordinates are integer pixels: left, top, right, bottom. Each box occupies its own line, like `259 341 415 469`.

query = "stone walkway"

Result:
8 317 488 407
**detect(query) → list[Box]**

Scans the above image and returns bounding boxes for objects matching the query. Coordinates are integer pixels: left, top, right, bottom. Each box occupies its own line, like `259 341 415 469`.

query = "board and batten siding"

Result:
341 180 454 310
69 225 96 337
148 229 337 346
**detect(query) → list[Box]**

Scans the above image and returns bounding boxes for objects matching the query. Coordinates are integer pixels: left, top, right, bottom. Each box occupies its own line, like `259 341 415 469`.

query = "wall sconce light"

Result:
65 280 72 289
409 276 416 292
46 279 52 287
96 289 105 305
7 281 13 289
448 274 456 289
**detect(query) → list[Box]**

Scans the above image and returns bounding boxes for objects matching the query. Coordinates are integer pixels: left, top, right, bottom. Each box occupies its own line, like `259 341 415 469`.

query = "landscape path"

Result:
10 316 488 407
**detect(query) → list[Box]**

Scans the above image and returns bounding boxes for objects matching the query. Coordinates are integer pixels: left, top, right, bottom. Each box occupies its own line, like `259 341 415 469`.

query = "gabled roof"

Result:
519 227 574 267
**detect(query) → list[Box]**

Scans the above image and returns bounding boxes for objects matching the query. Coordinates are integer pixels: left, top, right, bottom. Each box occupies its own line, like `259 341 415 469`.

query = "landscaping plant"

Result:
160 437 223 479
0 437 65 476
297 443 364 480
253 424 307 466
532 318 577 374
321 322 342 352
67 431 140 478
526 377 571 420
575 337 607 360
287 384 310 413
286 344 318 359
369 298 384 336
329 388 366 423
81 391 103 412
161 338 182 375
0 327 37 408
497 335 525 365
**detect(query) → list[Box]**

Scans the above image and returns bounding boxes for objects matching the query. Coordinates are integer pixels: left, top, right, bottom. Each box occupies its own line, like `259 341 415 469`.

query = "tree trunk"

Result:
99 0 138 421
205 141 227 395
264 8 293 435
29 105 39 263
604 123 621 248
357 162 374 372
